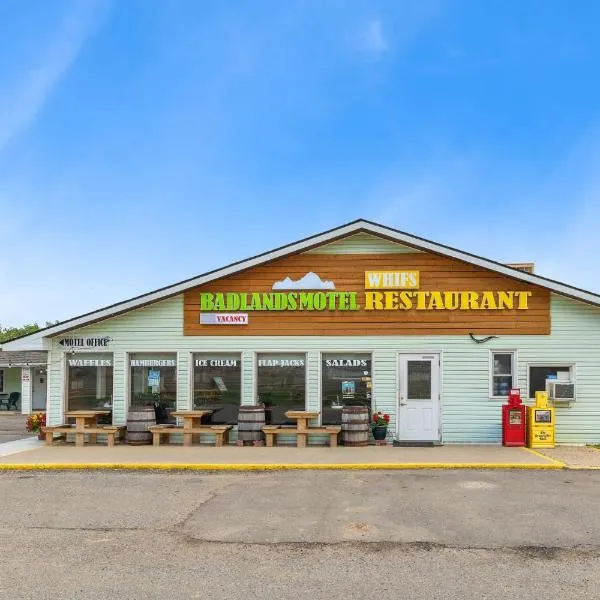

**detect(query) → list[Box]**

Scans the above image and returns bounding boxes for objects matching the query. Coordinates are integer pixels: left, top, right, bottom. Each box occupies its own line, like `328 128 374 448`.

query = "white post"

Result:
20 367 32 414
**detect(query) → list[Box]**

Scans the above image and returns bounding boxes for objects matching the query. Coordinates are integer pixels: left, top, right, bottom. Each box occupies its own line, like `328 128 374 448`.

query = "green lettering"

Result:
327 292 339 310
200 293 214 311
299 293 314 310
273 293 288 310
262 293 274 310
250 292 263 310
313 293 326 310
338 292 348 311
225 293 241 311
213 293 226 310
349 292 360 310
287 293 298 310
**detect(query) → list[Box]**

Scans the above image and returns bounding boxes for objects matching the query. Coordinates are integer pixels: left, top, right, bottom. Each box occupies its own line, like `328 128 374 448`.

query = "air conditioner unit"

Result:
546 380 575 404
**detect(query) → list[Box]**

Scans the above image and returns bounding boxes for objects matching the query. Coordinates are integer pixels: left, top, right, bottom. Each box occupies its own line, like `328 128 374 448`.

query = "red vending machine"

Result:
502 388 526 446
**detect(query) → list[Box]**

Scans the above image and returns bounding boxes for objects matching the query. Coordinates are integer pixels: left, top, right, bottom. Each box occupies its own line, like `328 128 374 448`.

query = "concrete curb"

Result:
0 462 565 471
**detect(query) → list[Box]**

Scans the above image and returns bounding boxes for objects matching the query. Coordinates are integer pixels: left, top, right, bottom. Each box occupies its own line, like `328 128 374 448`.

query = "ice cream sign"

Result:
198 270 531 324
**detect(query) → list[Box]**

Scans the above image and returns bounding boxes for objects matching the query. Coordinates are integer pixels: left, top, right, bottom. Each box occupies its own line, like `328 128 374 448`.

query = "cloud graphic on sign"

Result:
272 272 336 290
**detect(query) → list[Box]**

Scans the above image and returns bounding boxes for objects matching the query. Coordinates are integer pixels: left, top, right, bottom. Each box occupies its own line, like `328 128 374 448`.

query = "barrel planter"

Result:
237 405 266 443
341 406 370 447
126 405 156 445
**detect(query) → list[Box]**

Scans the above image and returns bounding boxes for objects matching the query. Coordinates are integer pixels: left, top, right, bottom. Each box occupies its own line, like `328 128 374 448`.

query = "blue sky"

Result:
2 0 600 325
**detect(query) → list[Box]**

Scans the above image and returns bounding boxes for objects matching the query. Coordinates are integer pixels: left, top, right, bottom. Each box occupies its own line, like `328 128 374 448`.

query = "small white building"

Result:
0 351 47 413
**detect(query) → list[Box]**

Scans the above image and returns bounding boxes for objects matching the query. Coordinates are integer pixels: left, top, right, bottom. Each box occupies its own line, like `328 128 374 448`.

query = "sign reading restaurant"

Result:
198 270 532 313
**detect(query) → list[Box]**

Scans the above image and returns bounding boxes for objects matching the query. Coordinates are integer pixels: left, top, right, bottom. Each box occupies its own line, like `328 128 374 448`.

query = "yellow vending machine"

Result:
526 391 555 448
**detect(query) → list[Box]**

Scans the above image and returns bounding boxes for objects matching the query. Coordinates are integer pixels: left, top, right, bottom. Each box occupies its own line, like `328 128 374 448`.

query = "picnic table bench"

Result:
262 425 341 447
262 411 341 447
42 424 126 447
148 424 232 446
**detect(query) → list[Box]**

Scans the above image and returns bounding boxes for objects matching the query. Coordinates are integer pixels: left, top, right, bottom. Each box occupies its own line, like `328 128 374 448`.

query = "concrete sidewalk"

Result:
0 414 34 443
0 442 563 469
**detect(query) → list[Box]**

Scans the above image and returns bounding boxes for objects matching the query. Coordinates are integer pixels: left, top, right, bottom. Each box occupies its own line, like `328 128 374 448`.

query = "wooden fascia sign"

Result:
198 271 531 324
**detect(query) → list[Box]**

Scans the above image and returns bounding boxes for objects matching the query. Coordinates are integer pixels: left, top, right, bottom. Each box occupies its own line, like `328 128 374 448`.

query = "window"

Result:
490 352 515 397
193 353 241 424
67 356 113 417
528 365 573 399
257 353 306 425
130 354 177 423
321 354 372 425
0 369 3 393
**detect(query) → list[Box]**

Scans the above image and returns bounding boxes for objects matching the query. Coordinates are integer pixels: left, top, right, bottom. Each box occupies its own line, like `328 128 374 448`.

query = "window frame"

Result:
65 354 114 414
0 368 4 393
191 351 243 422
320 351 374 425
489 350 517 399
526 362 575 400
128 352 178 415
254 351 308 412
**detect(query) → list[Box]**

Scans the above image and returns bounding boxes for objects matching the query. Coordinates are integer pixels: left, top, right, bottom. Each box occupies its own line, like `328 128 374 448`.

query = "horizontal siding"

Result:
305 232 422 254
44 294 600 444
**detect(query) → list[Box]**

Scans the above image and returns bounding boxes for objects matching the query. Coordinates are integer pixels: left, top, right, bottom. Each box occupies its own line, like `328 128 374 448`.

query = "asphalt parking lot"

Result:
1 469 600 599
0 415 33 444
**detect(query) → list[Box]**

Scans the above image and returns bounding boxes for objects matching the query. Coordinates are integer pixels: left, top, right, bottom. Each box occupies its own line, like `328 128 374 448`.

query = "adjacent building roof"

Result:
3 218 600 350
0 351 47 367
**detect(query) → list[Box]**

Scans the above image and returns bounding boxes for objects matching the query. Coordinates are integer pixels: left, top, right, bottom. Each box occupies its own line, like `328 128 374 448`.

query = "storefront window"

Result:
529 365 573 399
257 353 306 425
193 353 241 424
491 352 515 397
130 354 176 423
321 354 372 424
67 355 113 419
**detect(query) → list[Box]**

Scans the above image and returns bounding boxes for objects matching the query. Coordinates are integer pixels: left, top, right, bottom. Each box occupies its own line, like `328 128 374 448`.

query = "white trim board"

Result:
5 218 600 350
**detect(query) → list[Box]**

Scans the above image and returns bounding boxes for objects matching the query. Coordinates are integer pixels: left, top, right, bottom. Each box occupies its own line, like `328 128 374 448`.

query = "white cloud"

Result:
272 272 336 290
361 18 387 55
0 0 108 153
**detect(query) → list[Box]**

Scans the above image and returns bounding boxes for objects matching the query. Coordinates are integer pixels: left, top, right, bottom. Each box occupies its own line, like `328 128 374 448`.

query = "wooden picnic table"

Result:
263 411 340 447
284 410 320 432
63 410 111 447
172 410 213 446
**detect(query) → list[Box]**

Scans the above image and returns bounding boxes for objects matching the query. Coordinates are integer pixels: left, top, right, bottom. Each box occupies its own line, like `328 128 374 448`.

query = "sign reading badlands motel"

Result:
183 253 550 336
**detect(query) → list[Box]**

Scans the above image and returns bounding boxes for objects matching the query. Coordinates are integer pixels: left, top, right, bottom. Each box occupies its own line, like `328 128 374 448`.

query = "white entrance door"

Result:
397 354 441 442
31 368 47 410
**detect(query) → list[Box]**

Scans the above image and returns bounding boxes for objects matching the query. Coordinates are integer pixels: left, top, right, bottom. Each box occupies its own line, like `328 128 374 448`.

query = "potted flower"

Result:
371 411 390 441
26 412 46 440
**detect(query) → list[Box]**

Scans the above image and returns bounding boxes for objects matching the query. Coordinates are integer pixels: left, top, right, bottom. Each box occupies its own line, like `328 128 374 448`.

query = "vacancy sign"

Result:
200 313 249 325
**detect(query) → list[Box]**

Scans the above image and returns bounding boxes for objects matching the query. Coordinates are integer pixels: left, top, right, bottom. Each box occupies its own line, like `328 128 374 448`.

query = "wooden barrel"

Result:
126 405 156 445
237 405 266 442
341 406 370 447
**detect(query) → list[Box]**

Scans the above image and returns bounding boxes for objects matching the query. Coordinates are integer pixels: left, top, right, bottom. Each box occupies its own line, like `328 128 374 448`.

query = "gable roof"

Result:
3 218 600 349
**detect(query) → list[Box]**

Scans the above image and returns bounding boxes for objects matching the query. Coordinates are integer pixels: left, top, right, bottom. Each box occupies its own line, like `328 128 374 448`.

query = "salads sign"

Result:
199 270 531 323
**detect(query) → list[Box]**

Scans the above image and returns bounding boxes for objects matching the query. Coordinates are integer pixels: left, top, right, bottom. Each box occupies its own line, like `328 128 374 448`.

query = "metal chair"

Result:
7 392 20 411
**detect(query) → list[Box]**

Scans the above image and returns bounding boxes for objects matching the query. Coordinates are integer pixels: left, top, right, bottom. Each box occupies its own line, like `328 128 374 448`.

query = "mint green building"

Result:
3 220 600 445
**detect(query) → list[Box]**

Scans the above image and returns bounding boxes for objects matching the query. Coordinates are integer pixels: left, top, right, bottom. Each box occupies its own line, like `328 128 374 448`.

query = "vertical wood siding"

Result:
20 368 32 415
